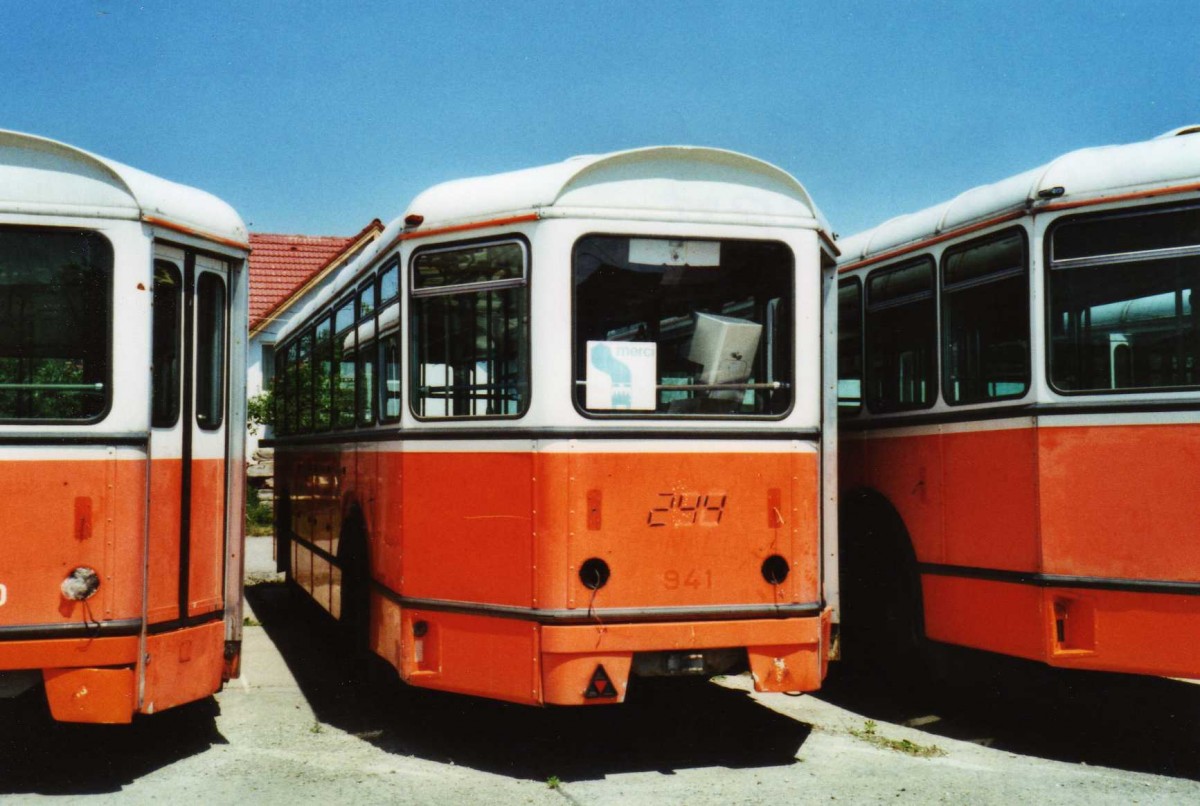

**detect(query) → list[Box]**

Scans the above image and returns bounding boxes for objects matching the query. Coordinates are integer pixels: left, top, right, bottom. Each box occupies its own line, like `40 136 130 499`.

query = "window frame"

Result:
332 294 357 431
569 232 797 421
377 268 402 424
407 235 531 421
313 313 334 431
837 276 864 417
296 327 315 433
376 259 403 424
276 340 297 436
863 254 938 414
0 226 114 425
151 259 183 428
355 273 378 427
939 226 1031 407
378 260 400 307
1045 200 1200 397
194 270 227 431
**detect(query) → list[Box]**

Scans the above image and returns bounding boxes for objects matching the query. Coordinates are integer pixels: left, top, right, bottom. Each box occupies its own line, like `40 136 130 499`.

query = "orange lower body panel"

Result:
140 621 226 715
921 575 1047 661
923 574 1200 679
375 595 828 705
11 621 226 724
1046 587 1200 679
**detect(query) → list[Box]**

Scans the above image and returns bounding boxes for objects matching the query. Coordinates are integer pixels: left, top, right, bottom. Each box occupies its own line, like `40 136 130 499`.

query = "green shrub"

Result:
246 493 274 536
247 390 274 436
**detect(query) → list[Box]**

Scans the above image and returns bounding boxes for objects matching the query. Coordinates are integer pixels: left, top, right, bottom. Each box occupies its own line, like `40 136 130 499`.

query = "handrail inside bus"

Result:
572 380 790 391
0 382 104 391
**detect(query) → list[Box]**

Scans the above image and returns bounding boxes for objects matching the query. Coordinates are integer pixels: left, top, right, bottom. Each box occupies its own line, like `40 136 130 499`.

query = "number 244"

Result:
647 493 727 527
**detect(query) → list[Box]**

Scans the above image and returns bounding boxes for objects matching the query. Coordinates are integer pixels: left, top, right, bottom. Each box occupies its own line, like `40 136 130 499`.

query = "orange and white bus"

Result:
0 131 249 722
837 126 1200 680
270 147 840 705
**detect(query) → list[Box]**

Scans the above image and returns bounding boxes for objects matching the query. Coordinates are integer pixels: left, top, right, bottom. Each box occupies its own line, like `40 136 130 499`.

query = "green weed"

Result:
849 719 944 757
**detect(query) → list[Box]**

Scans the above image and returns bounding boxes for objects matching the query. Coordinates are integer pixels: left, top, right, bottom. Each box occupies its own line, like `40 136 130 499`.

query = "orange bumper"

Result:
541 609 831 704
0 621 226 723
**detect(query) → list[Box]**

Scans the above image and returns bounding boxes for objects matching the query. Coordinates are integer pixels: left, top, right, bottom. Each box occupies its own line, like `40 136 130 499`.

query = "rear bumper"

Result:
0 634 138 672
541 608 832 704
384 597 832 705
0 620 227 723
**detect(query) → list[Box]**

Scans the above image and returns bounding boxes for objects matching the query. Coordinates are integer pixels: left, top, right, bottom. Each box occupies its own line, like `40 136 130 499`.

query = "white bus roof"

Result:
840 127 1200 266
282 146 834 337
406 145 828 229
0 129 247 248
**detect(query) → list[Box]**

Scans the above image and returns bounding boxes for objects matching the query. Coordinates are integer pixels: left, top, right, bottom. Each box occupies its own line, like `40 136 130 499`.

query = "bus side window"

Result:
278 341 297 436
380 307 401 422
333 296 356 429
354 278 378 427
837 279 863 415
940 228 1029 404
864 257 937 412
314 315 333 430
358 337 376 425
296 329 314 433
1049 205 1200 393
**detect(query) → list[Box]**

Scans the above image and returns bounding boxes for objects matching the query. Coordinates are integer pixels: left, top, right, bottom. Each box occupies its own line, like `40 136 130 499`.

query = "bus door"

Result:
142 246 229 712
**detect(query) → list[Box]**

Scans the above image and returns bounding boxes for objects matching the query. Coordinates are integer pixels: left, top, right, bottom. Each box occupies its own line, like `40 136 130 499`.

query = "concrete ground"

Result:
2 537 1199 803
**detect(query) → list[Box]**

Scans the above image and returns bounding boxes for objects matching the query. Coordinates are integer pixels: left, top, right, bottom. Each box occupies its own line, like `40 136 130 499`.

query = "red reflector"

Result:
584 665 618 699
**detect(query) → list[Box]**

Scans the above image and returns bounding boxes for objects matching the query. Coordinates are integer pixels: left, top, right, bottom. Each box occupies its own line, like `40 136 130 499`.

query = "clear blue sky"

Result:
5 1 1197 239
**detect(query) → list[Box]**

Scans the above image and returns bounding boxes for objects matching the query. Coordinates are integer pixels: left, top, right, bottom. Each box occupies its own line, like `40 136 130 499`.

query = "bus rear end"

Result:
277 148 838 706
541 228 830 703
0 130 248 723
389 196 838 703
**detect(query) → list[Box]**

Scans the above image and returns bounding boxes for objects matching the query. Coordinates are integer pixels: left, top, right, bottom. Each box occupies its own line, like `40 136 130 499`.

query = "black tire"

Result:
336 508 371 662
838 491 927 684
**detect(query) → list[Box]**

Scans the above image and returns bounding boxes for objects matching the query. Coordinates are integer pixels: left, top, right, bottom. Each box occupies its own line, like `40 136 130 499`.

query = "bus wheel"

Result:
839 492 926 684
337 510 371 661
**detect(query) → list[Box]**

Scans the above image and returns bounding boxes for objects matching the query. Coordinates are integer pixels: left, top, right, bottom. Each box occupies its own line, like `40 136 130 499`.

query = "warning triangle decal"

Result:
584 664 618 699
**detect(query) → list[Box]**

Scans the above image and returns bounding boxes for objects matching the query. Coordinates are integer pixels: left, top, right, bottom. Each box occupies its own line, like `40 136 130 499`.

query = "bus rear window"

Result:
0 228 111 421
573 236 792 417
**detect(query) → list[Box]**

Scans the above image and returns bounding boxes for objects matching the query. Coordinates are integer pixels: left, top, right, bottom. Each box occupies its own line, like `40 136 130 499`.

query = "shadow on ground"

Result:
820 645 1200 780
0 693 225 795
246 581 811 782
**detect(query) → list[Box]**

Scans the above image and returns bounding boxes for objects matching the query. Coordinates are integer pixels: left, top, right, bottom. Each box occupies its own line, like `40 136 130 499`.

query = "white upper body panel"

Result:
407 146 828 227
0 129 247 246
285 146 833 339
840 128 1200 265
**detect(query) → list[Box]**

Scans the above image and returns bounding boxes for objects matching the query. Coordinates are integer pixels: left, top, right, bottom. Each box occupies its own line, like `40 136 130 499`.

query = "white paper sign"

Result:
586 340 657 410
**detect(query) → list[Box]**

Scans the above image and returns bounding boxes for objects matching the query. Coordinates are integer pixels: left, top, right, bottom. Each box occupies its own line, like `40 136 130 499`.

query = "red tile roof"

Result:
248 219 383 332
